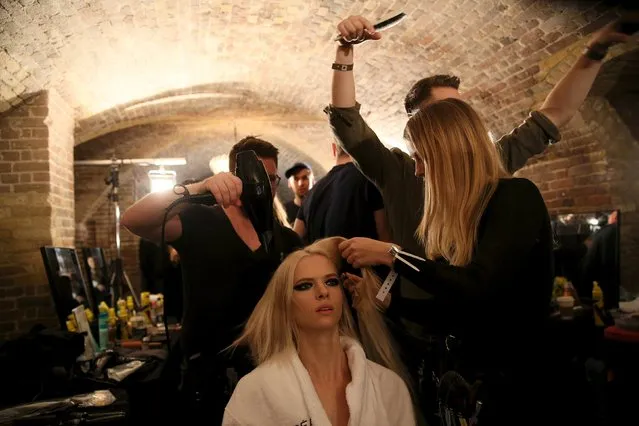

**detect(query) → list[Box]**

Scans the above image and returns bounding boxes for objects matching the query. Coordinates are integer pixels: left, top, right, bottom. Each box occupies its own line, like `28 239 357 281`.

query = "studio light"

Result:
148 167 177 193
587 217 600 226
209 154 229 174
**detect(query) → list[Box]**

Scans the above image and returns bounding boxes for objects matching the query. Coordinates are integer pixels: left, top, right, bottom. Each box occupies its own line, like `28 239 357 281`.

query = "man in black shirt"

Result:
293 143 390 244
121 137 302 423
283 162 313 226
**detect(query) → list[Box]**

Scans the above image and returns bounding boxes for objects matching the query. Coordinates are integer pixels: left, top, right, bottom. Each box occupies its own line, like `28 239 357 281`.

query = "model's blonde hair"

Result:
406 98 509 266
232 237 406 381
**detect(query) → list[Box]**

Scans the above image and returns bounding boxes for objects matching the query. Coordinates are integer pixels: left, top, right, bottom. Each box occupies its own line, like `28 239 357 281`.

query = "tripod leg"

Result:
110 271 119 306
123 270 140 308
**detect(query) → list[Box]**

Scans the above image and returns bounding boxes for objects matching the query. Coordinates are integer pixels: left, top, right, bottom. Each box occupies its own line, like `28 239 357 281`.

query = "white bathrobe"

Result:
223 337 415 426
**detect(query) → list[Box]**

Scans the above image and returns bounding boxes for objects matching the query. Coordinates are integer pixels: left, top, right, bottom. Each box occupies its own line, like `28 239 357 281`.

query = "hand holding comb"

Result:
335 12 407 45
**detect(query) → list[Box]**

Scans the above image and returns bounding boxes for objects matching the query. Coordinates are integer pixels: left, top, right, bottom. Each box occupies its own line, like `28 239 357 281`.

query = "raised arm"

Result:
121 173 242 243
540 19 633 128
497 17 634 173
328 16 413 191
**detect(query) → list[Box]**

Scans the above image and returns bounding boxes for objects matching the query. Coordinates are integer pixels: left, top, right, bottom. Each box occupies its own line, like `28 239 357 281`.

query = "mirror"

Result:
40 247 94 328
551 210 620 309
82 248 112 308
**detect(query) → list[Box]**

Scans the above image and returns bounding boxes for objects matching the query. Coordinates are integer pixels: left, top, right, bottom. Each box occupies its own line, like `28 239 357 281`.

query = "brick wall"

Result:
48 89 75 247
0 91 75 341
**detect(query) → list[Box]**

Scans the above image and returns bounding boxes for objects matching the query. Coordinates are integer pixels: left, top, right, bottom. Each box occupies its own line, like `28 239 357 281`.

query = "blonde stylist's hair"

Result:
405 98 509 266
231 237 407 382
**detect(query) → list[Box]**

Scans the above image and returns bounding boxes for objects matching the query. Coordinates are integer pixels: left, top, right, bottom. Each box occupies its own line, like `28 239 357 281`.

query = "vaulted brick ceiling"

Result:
0 0 630 152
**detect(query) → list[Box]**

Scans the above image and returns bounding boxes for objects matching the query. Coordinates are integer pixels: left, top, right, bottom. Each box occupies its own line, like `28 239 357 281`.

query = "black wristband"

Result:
583 42 609 61
332 63 354 72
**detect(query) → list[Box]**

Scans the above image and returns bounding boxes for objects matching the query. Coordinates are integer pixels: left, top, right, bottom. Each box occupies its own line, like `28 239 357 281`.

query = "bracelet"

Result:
332 63 354 72
583 42 609 61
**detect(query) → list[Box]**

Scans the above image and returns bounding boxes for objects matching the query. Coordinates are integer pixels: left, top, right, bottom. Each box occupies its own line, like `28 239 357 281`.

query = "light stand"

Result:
74 157 187 308
104 162 139 307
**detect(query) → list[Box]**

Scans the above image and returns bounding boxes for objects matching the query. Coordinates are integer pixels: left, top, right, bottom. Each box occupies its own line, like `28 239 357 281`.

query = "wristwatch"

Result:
387 245 424 272
583 42 609 61
173 184 190 197
388 245 401 260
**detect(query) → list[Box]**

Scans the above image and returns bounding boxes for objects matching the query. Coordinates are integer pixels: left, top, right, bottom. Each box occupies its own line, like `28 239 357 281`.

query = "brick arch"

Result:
73 83 324 146
75 119 333 224
2 0 628 151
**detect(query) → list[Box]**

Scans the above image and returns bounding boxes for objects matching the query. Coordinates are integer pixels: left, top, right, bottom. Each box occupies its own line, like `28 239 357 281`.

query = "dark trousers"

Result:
179 354 238 424
387 318 441 425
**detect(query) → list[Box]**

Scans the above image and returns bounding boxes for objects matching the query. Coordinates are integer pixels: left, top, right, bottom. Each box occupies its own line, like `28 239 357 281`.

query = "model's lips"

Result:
316 304 334 312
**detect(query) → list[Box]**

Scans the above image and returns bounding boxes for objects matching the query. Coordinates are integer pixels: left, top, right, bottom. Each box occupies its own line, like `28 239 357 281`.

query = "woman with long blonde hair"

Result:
338 98 554 424
223 237 415 426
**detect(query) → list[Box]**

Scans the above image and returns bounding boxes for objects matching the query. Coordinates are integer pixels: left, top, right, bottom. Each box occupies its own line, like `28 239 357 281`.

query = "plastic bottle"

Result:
66 320 77 332
150 301 158 325
107 308 117 346
141 292 150 308
98 304 109 351
126 296 135 316
84 308 95 324
118 309 130 340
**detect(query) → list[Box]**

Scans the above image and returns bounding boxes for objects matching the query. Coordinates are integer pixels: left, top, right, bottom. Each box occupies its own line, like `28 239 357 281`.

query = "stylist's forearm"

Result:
331 46 356 108
121 181 205 233
539 54 603 128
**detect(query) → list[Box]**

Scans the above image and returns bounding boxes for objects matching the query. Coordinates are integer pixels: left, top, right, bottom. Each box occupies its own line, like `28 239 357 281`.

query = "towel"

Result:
223 337 415 426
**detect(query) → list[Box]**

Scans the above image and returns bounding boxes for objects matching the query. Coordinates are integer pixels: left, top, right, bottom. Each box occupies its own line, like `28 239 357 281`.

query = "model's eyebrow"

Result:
294 273 338 285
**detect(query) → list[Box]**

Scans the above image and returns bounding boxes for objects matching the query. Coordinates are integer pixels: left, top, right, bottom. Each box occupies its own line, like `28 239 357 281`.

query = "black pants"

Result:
387 318 441 425
179 355 237 424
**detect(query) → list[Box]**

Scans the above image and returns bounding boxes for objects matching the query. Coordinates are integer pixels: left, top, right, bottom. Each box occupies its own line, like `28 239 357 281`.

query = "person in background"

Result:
284 162 314 226
580 210 620 309
223 237 414 426
293 141 391 244
339 98 554 425
86 256 109 306
121 136 302 424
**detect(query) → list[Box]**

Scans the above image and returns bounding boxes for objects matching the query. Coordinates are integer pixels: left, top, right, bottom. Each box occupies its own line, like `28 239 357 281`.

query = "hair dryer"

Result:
168 150 275 253
235 150 275 253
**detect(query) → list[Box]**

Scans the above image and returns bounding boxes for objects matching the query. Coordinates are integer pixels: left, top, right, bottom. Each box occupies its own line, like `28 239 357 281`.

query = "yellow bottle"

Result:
592 281 604 327
141 292 150 307
118 309 130 340
84 308 95 323
66 320 77 332
126 296 135 316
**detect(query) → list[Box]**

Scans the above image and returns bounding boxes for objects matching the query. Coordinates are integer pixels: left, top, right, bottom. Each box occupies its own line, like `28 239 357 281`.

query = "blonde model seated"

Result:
222 237 415 426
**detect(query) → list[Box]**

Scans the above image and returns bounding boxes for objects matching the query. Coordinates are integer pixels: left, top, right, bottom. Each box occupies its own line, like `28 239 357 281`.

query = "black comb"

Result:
374 12 407 32
334 12 407 42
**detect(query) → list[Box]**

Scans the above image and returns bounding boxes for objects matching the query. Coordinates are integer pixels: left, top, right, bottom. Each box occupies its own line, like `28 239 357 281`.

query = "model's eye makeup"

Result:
325 278 340 287
293 281 313 291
